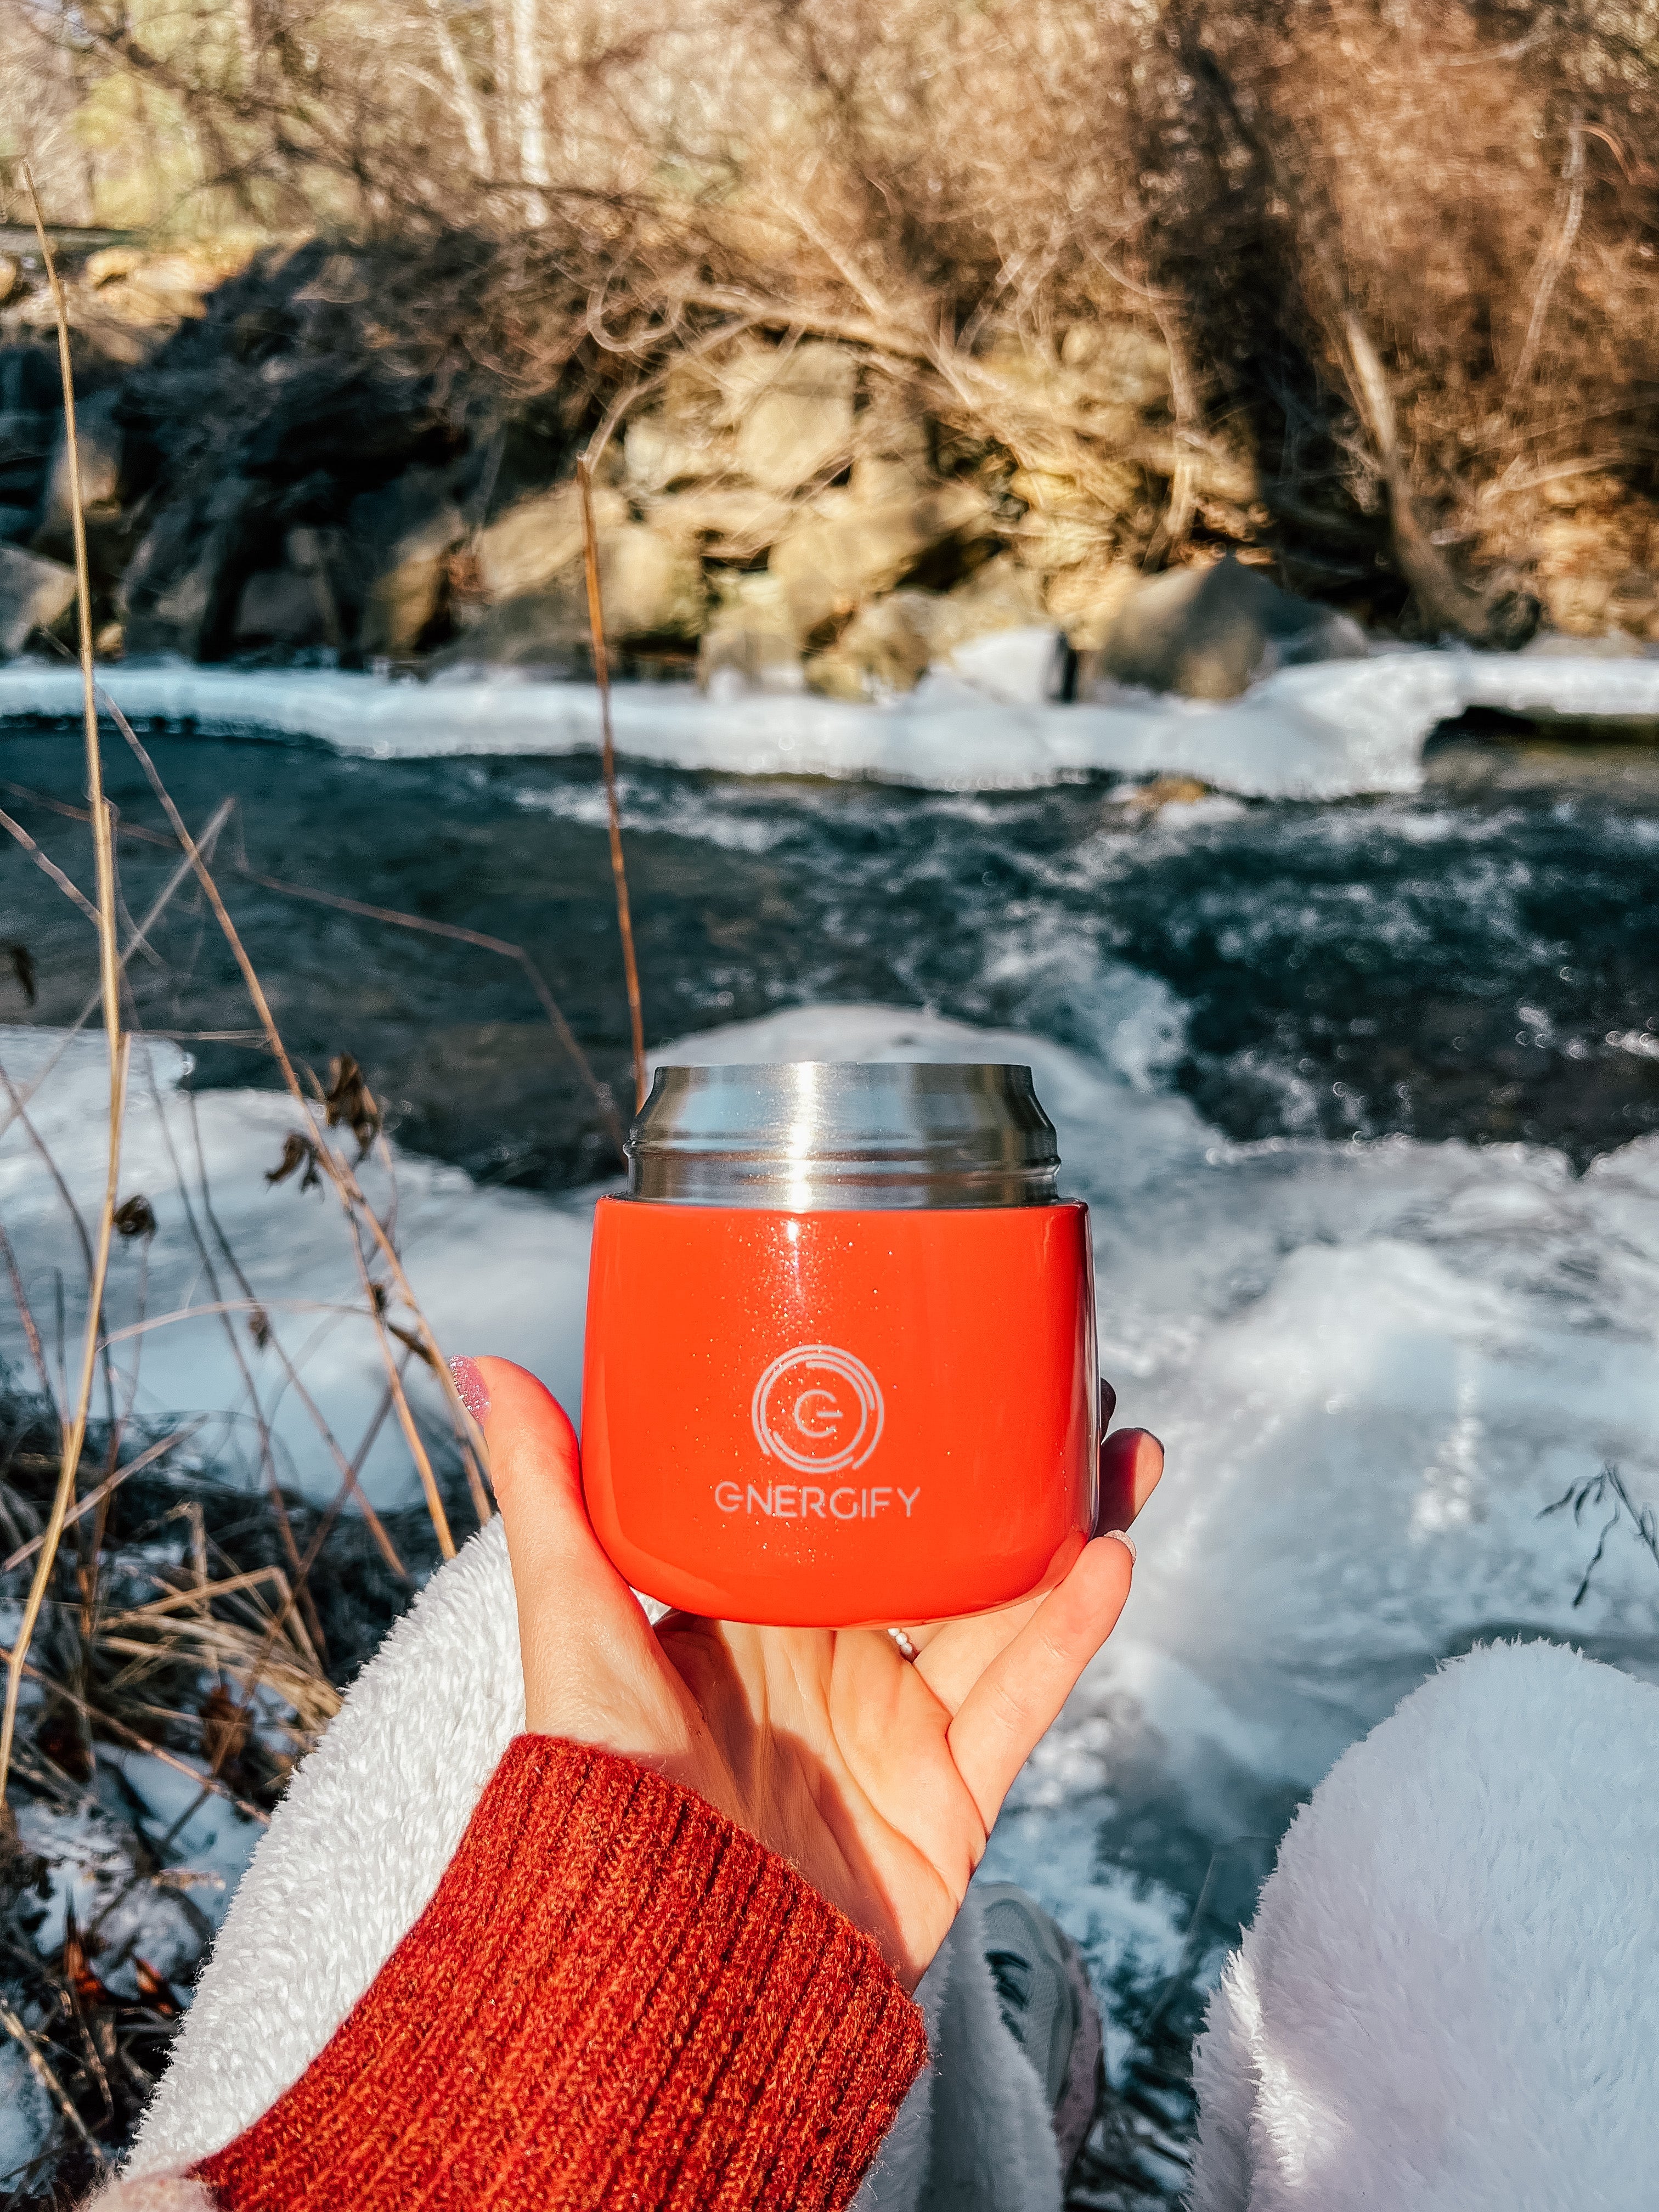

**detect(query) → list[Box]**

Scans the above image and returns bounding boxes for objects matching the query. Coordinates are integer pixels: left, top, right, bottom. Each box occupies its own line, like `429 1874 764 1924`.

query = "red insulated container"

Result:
580 1060 1098 1628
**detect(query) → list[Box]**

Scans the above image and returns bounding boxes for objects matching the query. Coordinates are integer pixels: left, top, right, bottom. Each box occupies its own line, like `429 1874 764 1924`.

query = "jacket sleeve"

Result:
108 1736 926 2212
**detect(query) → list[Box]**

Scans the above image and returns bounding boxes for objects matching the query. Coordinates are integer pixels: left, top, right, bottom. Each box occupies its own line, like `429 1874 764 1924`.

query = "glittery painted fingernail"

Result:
449 1356 490 1425
1103 1528 1137 1565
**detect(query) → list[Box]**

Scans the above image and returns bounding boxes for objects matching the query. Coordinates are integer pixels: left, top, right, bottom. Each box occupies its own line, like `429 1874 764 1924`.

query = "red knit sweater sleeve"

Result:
190 1736 926 2212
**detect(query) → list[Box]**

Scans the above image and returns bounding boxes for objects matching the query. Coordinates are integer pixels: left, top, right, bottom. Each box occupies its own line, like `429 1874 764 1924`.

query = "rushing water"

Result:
4 724 1657 1176
4 713 1659 2199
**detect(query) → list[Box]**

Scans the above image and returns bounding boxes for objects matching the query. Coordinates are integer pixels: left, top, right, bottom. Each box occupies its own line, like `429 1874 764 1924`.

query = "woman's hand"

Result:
464 1357 1161 1991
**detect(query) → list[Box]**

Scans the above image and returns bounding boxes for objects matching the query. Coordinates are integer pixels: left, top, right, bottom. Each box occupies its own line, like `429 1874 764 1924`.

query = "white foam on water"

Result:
2 647 1655 800
4 999 1658 1967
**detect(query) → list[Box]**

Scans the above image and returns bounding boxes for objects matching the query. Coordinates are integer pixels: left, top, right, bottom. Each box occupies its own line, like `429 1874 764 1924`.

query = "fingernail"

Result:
449 1356 490 1425
1103 1528 1137 1565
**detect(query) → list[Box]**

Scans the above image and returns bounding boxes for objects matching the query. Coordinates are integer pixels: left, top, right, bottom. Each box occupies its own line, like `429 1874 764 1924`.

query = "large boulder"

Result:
460 481 706 661
802 558 1053 701
769 478 994 644
349 471 464 658
642 485 791 565
234 567 330 650
0 545 76 656
473 482 620 603
805 593 937 701
33 391 125 555
1091 554 1367 701
239 366 456 488
697 574 804 698
622 416 733 494
726 342 856 494
121 478 259 659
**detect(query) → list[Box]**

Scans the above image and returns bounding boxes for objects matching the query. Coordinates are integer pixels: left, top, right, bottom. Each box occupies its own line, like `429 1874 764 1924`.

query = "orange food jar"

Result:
580 1061 1098 1628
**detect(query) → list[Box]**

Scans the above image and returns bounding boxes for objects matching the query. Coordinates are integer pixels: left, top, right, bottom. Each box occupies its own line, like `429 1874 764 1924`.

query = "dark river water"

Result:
3 720 1657 1177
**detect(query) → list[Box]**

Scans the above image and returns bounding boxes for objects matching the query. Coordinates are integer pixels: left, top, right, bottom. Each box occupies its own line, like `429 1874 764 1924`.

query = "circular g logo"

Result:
751 1344 884 1475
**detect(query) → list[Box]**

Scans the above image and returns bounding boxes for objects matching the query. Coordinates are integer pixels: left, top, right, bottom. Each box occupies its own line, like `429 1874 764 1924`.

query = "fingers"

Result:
945 1534 1134 1833
469 1357 667 1736
1097 1426 1164 1540
905 1393 1162 1707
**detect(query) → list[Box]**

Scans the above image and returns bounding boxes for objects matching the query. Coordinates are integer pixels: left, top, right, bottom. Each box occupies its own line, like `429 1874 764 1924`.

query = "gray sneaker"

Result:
978 1883 1104 2182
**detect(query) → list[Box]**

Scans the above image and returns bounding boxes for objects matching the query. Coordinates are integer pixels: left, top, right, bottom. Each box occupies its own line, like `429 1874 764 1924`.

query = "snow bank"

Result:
1 646 1653 801
0 1027 597 1511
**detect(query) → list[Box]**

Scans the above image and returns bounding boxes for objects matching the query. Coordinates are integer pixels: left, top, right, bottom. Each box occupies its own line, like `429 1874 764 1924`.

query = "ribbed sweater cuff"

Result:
192 1735 928 2212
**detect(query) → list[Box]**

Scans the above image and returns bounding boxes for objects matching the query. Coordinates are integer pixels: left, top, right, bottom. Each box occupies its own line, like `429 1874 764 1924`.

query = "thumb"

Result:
460 1357 668 1740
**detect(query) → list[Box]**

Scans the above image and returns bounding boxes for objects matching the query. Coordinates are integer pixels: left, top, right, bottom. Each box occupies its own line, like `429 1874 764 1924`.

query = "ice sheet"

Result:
1 647 1653 800
5 1001 1655 1827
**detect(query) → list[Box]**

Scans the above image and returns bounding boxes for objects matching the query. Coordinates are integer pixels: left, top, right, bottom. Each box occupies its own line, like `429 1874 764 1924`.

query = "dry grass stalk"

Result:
1 1425 204 1574
0 1996 110 2168
0 171 131 1818
97 1565 341 1750
577 456 648 1113
0 795 236 1146
100 702 460 1560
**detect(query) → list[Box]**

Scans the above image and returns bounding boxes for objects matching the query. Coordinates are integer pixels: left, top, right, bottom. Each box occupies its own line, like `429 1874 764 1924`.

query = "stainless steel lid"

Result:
625 1061 1060 1209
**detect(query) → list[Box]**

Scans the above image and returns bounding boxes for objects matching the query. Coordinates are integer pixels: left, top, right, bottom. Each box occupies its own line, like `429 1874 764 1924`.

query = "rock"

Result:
1009 461 1141 573
349 472 464 658
944 625 1068 707
21 242 255 366
240 367 456 487
33 392 123 553
698 577 804 698
727 342 856 494
800 558 1048 700
769 479 994 643
924 554 1047 653
1059 319 1173 411
622 416 732 494
642 485 790 564
121 478 258 659
806 594 937 701
473 482 622 603
462 484 705 661
0 545 76 656
234 567 328 648
1092 554 1368 701
600 525 707 640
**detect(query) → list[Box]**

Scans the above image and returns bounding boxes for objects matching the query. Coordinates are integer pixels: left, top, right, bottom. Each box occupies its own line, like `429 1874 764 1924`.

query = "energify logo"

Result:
750 1343 884 1474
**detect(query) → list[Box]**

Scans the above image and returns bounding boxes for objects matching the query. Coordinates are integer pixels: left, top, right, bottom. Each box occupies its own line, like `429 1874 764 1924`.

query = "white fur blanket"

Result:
1189 1640 1659 2211
121 1518 1062 2211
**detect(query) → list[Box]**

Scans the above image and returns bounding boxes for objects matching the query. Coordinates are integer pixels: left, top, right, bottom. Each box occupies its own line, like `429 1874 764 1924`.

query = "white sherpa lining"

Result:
1188 1640 1659 2212
126 1517 1062 2211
